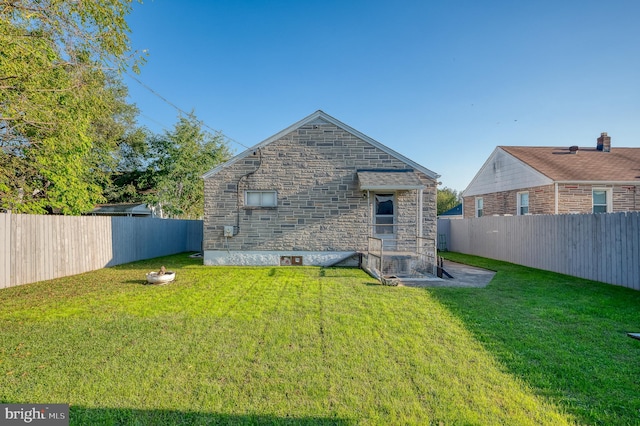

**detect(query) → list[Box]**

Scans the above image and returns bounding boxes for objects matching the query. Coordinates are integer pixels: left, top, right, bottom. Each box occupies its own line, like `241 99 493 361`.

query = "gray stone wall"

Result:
203 121 437 253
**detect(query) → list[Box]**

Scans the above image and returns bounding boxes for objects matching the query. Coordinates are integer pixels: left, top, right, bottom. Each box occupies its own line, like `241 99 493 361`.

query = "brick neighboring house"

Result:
461 133 640 218
202 110 439 267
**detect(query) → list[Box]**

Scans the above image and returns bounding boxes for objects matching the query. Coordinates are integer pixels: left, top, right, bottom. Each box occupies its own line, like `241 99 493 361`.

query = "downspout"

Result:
417 188 424 237
367 190 372 236
235 148 263 235
554 182 559 214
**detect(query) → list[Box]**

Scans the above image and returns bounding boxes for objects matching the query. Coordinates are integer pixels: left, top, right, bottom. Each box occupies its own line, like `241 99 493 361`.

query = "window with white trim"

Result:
245 190 277 207
517 192 529 215
475 197 483 217
592 188 611 213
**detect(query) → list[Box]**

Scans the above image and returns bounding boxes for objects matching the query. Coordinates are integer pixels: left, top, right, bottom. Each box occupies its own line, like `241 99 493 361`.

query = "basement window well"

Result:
245 190 277 207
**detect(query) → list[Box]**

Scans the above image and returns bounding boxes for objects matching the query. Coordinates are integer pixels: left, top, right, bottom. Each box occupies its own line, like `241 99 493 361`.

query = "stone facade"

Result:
463 183 639 217
203 117 437 265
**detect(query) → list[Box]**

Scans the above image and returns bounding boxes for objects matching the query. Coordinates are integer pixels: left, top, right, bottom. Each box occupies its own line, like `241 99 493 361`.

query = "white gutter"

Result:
555 180 640 185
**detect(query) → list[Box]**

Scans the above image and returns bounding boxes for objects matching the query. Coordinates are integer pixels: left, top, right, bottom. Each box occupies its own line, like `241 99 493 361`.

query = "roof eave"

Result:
202 110 440 180
360 185 426 191
555 180 640 185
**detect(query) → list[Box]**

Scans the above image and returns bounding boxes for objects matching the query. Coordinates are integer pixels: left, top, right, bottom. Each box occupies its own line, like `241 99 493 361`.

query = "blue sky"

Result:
125 0 640 192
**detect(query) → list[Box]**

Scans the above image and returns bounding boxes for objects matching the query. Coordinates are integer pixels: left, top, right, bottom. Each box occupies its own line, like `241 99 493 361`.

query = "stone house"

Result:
202 110 439 267
461 133 640 218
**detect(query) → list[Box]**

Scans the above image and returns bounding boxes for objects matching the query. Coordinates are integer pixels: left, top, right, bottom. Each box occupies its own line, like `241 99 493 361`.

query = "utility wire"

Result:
138 112 170 132
126 73 252 150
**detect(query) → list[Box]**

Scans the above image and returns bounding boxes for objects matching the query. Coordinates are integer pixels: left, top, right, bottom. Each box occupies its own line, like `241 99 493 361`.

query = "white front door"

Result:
374 193 396 249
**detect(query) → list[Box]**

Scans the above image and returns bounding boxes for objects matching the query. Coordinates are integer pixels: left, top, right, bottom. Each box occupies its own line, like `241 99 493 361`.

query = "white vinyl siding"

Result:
463 148 553 197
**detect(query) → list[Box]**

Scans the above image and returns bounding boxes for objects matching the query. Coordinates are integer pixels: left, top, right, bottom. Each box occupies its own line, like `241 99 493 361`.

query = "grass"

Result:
436 252 640 425
0 253 637 424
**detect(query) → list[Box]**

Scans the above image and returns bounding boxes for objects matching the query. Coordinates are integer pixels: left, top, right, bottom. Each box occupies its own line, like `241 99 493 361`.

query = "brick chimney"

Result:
597 132 611 152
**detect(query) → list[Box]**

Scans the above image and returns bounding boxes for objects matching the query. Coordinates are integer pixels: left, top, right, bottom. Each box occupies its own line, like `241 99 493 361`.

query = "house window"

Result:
475 197 483 217
374 194 395 235
517 192 529 215
592 189 611 213
245 190 277 207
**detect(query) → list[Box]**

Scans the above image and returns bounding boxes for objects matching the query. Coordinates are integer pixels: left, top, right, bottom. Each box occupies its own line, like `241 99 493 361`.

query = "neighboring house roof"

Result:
89 203 152 216
439 203 462 217
202 110 439 180
463 144 640 197
500 146 640 182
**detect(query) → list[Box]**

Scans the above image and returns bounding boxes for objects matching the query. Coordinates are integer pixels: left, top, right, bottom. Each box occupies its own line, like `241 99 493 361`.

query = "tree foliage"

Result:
437 186 461 215
113 114 231 219
0 0 142 214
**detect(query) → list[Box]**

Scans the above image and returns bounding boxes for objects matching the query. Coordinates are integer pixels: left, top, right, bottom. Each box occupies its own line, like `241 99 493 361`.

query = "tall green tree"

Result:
437 186 461 215
0 0 143 214
101 127 150 205
144 114 231 219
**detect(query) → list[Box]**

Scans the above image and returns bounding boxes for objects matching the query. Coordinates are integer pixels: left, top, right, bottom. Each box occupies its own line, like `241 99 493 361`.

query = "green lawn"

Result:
0 253 638 425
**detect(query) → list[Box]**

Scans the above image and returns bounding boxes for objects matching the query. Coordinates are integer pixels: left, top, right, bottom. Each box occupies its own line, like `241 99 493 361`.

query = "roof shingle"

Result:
500 146 640 182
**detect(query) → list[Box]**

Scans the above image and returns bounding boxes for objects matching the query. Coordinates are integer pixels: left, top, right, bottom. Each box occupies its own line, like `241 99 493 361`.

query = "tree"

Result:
101 128 150 205
437 186 460 215
0 0 143 214
143 114 231 219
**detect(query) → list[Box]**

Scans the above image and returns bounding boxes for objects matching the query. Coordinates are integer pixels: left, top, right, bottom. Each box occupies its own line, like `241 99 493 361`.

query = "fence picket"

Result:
0 214 203 289
440 212 640 290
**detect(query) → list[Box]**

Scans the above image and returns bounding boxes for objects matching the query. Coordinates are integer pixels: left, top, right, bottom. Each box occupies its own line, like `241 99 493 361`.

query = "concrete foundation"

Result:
203 250 358 267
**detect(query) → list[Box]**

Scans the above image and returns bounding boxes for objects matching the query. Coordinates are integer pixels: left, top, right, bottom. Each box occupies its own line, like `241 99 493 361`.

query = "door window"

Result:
375 194 394 235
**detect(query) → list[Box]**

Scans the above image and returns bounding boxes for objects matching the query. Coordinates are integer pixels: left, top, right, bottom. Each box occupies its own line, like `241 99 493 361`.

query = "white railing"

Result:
365 236 436 280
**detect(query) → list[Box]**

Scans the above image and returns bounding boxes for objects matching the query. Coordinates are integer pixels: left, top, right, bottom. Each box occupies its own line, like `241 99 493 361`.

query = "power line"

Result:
125 73 251 150
138 112 170 131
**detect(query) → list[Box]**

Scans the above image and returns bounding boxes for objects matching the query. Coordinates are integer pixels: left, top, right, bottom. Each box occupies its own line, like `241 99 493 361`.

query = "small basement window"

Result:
245 190 277 207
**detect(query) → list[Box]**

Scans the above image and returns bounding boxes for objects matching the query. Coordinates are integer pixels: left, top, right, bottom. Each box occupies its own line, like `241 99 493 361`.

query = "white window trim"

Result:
475 197 484 218
517 191 529 216
244 190 277 207
592 188 612 213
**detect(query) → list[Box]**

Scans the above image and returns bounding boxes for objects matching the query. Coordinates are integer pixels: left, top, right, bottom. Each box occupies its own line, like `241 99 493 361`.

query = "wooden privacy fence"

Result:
0 213 203 289
439 212 640 290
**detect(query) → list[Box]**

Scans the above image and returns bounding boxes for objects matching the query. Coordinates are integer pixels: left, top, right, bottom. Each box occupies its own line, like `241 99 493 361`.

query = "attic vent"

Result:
569 146 579 154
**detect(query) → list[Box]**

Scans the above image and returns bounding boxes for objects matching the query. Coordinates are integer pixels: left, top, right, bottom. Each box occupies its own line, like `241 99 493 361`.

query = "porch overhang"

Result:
357 170 425 191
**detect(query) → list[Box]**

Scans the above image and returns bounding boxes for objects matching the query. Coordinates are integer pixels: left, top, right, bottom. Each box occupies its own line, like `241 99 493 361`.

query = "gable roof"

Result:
202 110 439 180
462 146 553 197
500 146 640 182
